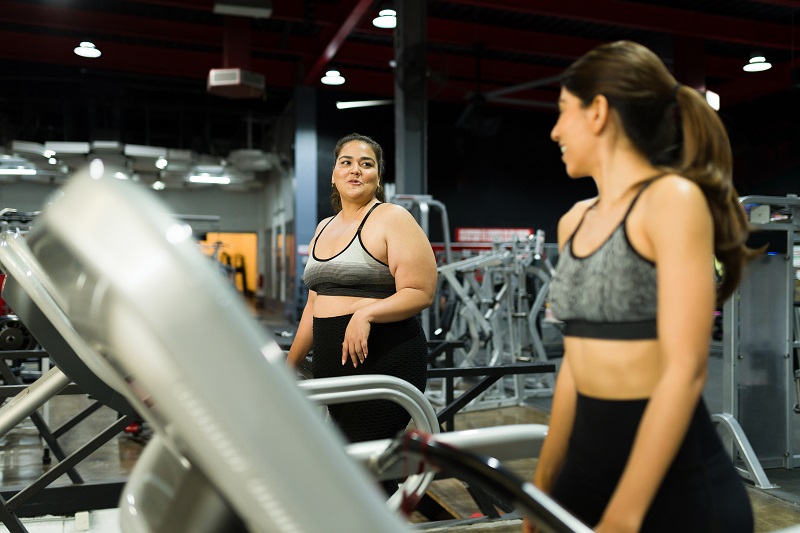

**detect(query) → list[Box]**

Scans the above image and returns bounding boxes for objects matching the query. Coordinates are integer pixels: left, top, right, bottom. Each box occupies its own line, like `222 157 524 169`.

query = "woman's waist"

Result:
567 338 663 399
313 294 382 318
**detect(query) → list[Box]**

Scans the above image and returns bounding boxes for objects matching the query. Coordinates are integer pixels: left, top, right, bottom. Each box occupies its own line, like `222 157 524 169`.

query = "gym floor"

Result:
1 308 800 532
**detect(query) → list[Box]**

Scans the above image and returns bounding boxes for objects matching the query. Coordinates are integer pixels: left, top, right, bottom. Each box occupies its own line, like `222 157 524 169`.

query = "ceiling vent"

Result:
207 68 265 99
213 0 272 19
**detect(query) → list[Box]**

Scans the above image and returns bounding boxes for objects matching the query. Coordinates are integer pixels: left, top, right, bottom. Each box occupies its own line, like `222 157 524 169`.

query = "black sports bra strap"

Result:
311 213 338 254
357 202 382 233
567 198 600 243
622 173 668 221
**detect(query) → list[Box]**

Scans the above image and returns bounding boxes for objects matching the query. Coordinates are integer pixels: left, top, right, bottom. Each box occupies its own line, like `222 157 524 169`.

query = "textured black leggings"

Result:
311 314 428 443
550 394 753 532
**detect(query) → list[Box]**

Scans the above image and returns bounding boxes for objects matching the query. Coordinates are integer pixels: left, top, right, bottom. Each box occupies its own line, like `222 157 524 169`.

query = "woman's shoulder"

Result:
557 197 597 243
642 174 706 211
372 201 416 223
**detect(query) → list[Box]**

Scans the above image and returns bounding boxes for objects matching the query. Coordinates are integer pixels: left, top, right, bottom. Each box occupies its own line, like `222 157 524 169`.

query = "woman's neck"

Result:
339 198 378 221
591 149 659 211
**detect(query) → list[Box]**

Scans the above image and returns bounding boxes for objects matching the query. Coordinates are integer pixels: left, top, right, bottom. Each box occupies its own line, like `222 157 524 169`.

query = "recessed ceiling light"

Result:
743 53 772 72
189 174 231 185
321 70 345 86
372 9 397 29
74 41 101 59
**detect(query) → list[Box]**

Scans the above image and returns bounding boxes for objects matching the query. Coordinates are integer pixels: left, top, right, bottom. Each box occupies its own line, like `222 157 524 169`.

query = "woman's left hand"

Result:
342 313 371 367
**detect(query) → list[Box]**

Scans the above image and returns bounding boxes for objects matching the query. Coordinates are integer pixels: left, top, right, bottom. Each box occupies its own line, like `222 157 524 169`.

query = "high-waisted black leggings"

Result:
311 314 428 444
551 394 753 532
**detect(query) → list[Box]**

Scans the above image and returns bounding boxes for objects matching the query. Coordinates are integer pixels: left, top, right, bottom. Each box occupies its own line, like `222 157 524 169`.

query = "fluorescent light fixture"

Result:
705 90 720 111
321 70 345 86
44 141 91 155
189 174 231 185
743 54 772 72
0 168 36 176
336 99 394 109
74 41 101 58
372 9 397 29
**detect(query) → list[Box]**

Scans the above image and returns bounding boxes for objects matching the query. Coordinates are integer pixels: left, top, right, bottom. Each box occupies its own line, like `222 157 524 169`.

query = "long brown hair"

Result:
330 133 386 213
561 40 758 302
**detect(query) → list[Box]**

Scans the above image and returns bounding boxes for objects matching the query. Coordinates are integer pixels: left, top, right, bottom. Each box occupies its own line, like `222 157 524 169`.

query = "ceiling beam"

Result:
0 1 318 59
0 30 297 88
302 0 373 85
440 0 797 50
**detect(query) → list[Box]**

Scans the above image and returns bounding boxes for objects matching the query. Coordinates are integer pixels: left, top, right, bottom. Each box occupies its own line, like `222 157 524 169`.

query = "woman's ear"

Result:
587 94 610 135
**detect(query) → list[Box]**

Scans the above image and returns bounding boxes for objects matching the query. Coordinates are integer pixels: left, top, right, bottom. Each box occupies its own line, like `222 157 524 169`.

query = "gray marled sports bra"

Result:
548 179 661 339
303 203 396 298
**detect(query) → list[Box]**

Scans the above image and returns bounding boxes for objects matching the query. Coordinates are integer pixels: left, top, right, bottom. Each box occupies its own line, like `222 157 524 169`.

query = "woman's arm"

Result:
534 355 577 491
523 210 581 533
341 205 438 366
286 290 317 368
523 357 577 533
595 177 715 532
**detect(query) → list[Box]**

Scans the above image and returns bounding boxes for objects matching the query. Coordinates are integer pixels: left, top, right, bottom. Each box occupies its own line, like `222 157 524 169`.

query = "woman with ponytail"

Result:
524 41 756 532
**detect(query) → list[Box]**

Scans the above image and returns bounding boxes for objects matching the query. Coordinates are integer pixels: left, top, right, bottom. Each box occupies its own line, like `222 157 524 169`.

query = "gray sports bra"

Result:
548 179 662 339
302 203 396 298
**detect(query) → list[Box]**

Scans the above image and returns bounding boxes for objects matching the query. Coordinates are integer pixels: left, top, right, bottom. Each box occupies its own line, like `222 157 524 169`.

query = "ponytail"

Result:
674 85 760 303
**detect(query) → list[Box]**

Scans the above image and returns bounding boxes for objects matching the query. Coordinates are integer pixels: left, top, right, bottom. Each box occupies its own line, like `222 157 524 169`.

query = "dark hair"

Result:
330 133 386 213
562 40 758 302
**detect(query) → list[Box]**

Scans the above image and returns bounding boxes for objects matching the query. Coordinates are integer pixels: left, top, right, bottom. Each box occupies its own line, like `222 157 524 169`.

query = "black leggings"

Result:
551 394 753 532
311 314 428 443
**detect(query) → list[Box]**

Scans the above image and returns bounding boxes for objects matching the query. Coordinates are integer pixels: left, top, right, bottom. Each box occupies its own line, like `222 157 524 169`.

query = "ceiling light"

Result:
74 41 101 59
743 53 772 72
372 8 397 29
704 90 720 111
321 70 345 86
336 99 394 110
152 180 166 191
0 168 36 176
155 156 168 169
189 174 231 185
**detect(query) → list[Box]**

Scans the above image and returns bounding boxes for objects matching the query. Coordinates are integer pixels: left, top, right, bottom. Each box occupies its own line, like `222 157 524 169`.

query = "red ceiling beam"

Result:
111 0 214 10
750 0 800 7
302 0 373 85
0 30 297 87
440 0 797 50
428 17 604 60
0 1 318 58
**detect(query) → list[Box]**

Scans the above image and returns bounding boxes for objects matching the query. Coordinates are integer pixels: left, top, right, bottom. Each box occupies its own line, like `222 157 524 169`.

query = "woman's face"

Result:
550 87 595 178
332 140 380 202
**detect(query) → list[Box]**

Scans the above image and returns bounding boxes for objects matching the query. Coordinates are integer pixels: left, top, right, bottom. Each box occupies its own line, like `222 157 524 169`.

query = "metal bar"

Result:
51 400 103 438
0 362 83 484
0 481 126 518
483 75 562 98
427 363 555 378
436 376 501 424
0 493 27 533
0 383 84 399
0 350 47 360
5 417 131 512
0 367 70 436
711 413 778 489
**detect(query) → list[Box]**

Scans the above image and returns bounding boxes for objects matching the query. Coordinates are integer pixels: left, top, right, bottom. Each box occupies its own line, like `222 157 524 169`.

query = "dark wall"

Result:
723 89 800 198
313 86 800 244
427 102 594 241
